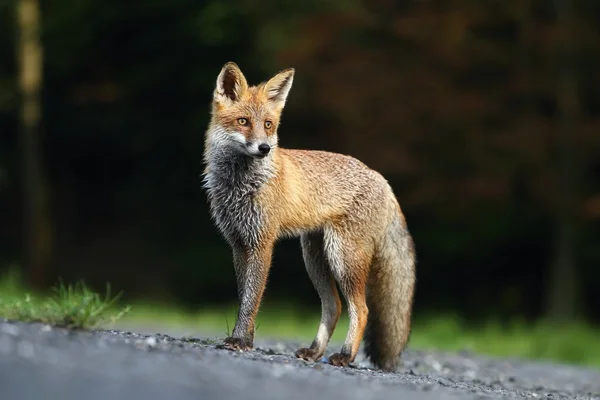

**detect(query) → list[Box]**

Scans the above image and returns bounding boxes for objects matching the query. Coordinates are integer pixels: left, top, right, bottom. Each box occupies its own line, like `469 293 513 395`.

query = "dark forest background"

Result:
1 0 599 324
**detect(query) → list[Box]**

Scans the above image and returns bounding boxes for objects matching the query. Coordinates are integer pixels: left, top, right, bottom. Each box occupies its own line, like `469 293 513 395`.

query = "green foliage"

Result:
410 314 600 368
0 278 131 330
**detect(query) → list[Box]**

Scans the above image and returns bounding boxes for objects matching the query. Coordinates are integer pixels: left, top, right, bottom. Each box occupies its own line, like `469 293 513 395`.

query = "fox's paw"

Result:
295 347 323 362
218 337 252 352
327 353 353 368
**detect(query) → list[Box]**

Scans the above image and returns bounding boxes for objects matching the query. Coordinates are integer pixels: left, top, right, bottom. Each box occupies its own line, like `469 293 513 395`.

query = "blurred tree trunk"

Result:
545 0 581 322
17 0 53 290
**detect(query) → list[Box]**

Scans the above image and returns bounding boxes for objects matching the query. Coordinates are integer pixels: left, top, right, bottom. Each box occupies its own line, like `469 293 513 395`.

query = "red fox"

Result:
203 62 416 372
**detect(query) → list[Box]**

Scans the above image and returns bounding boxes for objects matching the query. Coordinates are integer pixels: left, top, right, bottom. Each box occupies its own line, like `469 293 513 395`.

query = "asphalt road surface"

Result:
1 319 599 400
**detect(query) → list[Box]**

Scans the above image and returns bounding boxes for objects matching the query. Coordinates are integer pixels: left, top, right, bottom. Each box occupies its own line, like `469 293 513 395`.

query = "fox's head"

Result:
207 62 295 159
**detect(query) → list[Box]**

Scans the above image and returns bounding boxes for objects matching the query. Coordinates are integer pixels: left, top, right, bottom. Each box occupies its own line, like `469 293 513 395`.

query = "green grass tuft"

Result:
0 279 131 330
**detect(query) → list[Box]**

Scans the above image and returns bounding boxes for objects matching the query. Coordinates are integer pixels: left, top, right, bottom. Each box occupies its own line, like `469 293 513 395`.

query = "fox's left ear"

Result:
264 68 295 109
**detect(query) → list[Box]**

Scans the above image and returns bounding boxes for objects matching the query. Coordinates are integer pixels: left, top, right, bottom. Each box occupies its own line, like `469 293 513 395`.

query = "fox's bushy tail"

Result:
363 209 416 372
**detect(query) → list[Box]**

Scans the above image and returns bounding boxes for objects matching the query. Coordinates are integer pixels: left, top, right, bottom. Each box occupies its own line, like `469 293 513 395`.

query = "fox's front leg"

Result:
221 241 274 352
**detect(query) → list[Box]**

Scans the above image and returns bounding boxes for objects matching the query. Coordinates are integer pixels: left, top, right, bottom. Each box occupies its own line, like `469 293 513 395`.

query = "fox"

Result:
202 62 416 372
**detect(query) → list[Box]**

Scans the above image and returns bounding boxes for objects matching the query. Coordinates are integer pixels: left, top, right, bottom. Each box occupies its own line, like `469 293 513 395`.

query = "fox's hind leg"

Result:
323 226 372 368
295 231 342 362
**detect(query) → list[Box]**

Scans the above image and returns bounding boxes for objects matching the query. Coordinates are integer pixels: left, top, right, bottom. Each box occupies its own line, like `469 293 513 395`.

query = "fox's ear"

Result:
264 68 295 109
214 62 248 105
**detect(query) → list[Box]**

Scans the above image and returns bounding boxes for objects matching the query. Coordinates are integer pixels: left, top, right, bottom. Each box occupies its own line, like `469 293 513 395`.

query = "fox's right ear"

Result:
214 62 248 105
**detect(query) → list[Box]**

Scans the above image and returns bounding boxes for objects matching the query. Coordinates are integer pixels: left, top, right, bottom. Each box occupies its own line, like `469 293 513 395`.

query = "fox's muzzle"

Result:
258 144 271 155
246 140 271 158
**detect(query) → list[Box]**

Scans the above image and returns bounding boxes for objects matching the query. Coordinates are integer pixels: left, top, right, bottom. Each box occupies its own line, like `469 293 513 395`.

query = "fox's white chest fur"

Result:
203 147 275 248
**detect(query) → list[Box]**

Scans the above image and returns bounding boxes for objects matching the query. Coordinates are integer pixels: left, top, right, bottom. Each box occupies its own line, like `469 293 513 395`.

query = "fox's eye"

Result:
237 118 248 126
265 121 272 129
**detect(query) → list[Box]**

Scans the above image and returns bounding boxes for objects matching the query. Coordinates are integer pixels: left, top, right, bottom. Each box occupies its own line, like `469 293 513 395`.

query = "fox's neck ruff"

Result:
202 132 276 246
203 141 276 195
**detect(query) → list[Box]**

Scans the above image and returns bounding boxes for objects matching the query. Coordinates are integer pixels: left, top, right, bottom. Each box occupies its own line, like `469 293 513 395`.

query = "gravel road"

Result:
1 319 599 400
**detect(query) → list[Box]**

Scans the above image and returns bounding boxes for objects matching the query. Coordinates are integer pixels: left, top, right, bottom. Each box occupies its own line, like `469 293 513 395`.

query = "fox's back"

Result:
280 148 385 193
264 148 396 236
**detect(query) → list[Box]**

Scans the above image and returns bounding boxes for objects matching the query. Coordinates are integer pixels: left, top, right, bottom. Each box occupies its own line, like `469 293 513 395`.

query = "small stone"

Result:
430 360 443 372
464 370 476 380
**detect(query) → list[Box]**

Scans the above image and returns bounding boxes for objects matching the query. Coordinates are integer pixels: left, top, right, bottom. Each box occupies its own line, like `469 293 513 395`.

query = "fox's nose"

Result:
258 143 271 155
